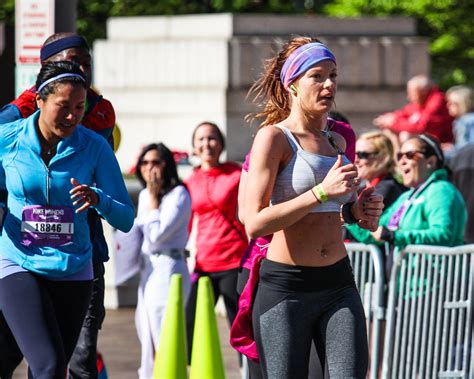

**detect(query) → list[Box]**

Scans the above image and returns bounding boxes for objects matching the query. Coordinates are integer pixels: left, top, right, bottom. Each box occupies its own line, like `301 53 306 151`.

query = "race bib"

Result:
21 205 74 247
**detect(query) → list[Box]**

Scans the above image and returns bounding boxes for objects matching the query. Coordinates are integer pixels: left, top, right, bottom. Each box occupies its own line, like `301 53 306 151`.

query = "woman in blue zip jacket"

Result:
0 61 134 378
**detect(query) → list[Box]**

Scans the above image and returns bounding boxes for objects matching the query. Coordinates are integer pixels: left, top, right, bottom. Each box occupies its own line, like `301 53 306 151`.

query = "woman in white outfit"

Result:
134 143 192 379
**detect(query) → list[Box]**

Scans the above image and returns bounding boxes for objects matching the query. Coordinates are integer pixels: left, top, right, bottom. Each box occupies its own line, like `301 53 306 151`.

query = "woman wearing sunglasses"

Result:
355 131 407 210
134 143 192 379
347 134 466 260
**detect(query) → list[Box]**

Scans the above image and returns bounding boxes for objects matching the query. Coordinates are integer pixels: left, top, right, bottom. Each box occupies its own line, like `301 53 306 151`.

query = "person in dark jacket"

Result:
448 143 474 243
355 131 407 210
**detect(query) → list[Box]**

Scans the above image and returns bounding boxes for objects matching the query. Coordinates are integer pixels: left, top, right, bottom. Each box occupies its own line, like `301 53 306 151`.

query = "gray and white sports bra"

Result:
270 125 353 213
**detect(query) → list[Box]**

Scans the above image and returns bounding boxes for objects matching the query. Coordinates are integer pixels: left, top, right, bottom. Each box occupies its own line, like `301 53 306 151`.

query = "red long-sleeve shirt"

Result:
186 162 248 272
390 86 454 143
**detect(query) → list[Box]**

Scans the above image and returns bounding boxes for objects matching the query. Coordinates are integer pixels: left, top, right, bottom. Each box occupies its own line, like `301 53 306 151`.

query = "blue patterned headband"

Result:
280 42 336 90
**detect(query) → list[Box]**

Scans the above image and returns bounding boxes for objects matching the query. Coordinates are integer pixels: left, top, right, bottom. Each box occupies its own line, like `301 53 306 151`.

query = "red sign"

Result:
15 0 55 64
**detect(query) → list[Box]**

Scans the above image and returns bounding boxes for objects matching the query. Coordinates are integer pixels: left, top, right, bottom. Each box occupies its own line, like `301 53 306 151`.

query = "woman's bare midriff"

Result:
266 212 347 267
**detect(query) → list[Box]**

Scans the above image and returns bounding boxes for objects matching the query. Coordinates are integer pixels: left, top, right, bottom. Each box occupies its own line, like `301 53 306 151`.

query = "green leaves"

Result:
0 0 14 24
2 0 470 88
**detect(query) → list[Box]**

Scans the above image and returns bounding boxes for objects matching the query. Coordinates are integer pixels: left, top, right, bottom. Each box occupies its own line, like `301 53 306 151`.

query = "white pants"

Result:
135 254 191 379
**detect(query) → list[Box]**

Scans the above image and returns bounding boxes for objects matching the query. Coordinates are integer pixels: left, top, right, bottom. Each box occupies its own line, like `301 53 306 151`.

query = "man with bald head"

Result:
0 32 115 379
374 74 454 145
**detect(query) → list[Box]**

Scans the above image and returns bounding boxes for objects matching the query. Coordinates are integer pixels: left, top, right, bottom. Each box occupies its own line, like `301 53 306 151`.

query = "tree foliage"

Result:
0 0 15 24
1 0 471 87
76 0 310 44
323 0 474 87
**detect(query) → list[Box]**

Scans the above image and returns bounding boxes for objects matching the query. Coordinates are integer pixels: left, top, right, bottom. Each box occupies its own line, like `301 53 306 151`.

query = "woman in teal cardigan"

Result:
347 134 466 252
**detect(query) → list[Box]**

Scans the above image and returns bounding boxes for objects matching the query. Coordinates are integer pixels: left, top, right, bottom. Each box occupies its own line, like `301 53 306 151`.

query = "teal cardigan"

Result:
346 169 467 248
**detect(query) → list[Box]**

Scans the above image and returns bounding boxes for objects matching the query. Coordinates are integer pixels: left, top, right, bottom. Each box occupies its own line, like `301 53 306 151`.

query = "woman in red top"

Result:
185 121 248 360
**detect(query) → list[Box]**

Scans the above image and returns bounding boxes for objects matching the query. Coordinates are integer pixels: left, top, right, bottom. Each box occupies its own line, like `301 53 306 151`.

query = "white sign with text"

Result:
15 0 54 64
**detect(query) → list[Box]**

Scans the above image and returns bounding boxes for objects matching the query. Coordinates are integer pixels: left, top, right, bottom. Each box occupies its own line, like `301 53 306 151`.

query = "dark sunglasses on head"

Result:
396 150 425 161
140 159 162 166
356 151 378 160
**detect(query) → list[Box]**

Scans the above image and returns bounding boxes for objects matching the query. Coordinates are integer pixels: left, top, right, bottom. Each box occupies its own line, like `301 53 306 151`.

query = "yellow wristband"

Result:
312 184 328 202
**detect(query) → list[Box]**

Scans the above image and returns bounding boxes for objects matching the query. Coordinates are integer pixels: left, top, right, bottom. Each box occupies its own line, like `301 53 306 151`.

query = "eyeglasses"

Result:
356 151 378 160
140 159 162 167
396 150 425 161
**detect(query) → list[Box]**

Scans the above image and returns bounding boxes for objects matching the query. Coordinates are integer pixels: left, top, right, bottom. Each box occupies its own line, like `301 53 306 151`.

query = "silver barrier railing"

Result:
382 244 474 379
346 242 386 379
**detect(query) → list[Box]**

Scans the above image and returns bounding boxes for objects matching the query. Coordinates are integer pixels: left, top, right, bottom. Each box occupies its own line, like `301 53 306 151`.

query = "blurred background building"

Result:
93 14 429 170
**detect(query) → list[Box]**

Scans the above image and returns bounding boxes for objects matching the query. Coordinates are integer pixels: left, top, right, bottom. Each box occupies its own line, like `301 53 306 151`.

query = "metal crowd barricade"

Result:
345 242 386 379
382 244 474 379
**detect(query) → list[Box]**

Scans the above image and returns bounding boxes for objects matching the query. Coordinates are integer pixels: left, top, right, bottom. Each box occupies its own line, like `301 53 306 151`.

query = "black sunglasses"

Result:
356 151 378 160
139 159 163 166
396 150 426 161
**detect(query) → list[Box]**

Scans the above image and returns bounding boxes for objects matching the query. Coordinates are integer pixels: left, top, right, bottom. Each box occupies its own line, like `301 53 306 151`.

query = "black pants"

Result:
68 262 106 379
237 267 326 379
0 311 22 379
0 264 105 379
185 268 239 362
253 258 368 379
0 272 91 379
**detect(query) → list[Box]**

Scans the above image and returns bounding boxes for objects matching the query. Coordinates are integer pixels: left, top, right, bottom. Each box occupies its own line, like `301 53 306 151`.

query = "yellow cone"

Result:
153 274 188 379
189 276 226 379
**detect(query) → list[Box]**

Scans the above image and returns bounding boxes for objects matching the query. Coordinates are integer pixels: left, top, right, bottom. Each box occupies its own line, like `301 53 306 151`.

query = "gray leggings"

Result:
252 258 368 379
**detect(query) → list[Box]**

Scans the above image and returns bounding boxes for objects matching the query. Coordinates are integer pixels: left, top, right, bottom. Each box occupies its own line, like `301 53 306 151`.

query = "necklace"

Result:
309 124 329 136
40 142 58 157
43 146 56 156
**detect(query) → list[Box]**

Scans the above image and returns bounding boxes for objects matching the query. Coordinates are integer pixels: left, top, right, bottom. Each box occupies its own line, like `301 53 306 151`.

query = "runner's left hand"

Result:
70 178 99 213
352 187 384 231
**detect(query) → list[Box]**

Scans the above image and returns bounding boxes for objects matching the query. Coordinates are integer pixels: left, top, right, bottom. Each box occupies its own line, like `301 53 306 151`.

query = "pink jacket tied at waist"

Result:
230 251 265 362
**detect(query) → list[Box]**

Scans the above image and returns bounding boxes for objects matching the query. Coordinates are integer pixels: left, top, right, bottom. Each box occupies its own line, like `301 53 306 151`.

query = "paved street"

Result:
13 308 241 379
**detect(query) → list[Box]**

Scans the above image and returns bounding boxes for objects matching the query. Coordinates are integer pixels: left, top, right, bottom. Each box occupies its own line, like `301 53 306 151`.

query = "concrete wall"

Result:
93 13 430 171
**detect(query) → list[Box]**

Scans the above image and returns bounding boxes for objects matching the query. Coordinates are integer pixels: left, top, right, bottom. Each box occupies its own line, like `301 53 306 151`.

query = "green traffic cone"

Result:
189 276 226 379
153 274 188 379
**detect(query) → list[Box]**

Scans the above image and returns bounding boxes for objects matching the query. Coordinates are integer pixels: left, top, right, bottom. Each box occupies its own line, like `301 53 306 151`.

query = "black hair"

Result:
191 121 226 151
416 134 445 169
35 61 87 100
135 143 183 201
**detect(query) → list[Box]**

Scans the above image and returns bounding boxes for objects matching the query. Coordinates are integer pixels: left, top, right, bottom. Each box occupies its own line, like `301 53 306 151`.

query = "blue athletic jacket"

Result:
0 90 116 263
0 111 134 277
